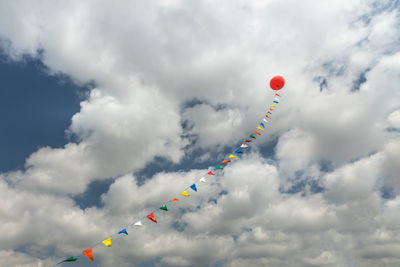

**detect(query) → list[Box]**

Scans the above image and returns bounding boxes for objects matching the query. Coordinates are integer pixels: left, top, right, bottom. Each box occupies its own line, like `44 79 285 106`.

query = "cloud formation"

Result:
0 0 400 266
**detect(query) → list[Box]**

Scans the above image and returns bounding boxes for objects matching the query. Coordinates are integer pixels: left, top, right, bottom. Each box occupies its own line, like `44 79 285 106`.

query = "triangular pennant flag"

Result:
181 190 190 197
170 197 179 202
118 229 128 235
275 93 281 97
190 184 197 192
234 149 243 154
61 257 78 263
260 122 265 128
263 118 269 123
215 165 224 169
222 159 231 163
208 171 215 175
229 154 238 159
249 134 256 139
200 177 206 183
269 108 274 111
134 220 143 227
257 126 264 131
267 111 272 114
240 144 248 148
272 104 277 107
245 139 252 142
146 213 157 223
102 238 112 247
273 101 279 104
160 205 168 211
266 115 271 119
82 248 94 262
254 131 261 135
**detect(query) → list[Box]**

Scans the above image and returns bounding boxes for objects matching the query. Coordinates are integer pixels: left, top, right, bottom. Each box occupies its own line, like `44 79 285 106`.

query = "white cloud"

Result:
0 0 400 266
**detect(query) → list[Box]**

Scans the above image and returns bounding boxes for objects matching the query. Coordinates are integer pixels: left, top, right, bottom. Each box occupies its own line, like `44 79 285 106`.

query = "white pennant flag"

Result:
200 177 206 183
134 221 143 227
263 118 269 123
240 144 248 148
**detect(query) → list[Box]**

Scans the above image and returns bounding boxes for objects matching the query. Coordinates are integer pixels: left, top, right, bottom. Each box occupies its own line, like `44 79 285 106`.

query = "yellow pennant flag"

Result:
181 191 190 197
257 126 264 131
229 154 238 159
271 104 277 107
102 238 112 247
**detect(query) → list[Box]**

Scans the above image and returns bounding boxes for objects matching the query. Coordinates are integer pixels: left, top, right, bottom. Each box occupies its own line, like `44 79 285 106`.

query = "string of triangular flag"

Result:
55 90 283 265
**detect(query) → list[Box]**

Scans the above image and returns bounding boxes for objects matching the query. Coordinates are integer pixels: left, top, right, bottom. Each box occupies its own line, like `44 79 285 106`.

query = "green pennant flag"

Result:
160 205 168 211
215 165 224 169
59 257 78 263
249 134 256 139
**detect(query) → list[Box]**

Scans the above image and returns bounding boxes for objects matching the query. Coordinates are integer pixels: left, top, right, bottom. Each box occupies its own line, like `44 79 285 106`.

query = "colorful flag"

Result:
146 213 157 223
134 221 143 227
263 118 269 123
118 229 128 235
245 139 252 143
60 257 77 263
102 238 112 247
200 177 206 183
269 108 274 111
272 104 277 107
160 205 168 211
267 111 272 114
222 160 231 163
273 101 279 103
254 131 261 135
229 154 238 159
257 126 264 131
240 144 248 148
82 248 94 262
208 171 215 175
249 134 256 139
170 197 179 202
266 115 270 119
260 122 265 128
234 149 243 154
181 191 190 197
215 165 224 169
190 184 197 192
275 93 280 97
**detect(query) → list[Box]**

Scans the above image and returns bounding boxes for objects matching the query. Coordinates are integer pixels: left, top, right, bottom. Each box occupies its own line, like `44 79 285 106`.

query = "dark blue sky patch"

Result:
0 54 89 172
73 178 114 209
351 69 369 92
313 76 328 92
280 177 324 195
380 186 396 200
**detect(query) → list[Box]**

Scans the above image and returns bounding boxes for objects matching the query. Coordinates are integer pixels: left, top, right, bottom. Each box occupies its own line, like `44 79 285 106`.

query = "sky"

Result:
1 0 400 266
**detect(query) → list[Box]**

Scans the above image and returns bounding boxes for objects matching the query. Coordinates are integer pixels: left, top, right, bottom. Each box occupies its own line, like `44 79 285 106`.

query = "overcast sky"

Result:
1 0 400 266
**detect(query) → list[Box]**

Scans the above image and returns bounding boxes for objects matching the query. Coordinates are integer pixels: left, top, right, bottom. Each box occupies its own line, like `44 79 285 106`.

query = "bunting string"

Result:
55 91 283 266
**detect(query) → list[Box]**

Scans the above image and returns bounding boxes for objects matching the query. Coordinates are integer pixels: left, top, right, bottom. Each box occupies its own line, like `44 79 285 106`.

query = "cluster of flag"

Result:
55 93 281 265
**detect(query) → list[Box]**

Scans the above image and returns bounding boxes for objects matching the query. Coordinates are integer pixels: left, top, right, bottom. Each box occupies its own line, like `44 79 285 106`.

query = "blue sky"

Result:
1 1 400 267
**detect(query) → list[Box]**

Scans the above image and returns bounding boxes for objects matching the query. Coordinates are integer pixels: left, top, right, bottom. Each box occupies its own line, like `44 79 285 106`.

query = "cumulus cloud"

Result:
0 0 400 266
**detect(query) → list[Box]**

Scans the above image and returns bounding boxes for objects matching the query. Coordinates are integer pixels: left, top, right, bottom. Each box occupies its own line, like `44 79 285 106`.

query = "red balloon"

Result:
270 75 285 90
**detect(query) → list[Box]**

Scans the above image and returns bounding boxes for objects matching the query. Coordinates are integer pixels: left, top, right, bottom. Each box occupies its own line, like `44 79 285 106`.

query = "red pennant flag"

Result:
270 108 274 111
266 115 270 119
82 248 94 262
146 213 157 223
208 171 215 175
245 139 252 143
222 160 231 163
170 197 179 202
275 93 280 97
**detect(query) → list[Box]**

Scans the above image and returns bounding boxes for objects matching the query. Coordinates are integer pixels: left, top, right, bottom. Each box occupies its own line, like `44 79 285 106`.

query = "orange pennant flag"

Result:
222 160 231 163
170 197 179 202
82 248 94 262
254 130 261 135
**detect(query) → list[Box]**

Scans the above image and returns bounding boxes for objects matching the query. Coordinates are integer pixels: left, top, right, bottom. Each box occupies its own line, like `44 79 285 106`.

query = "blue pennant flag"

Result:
260 122 265 128
273 100 279 103
190 184 197 192
234 149 243 154
118 229 128 235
